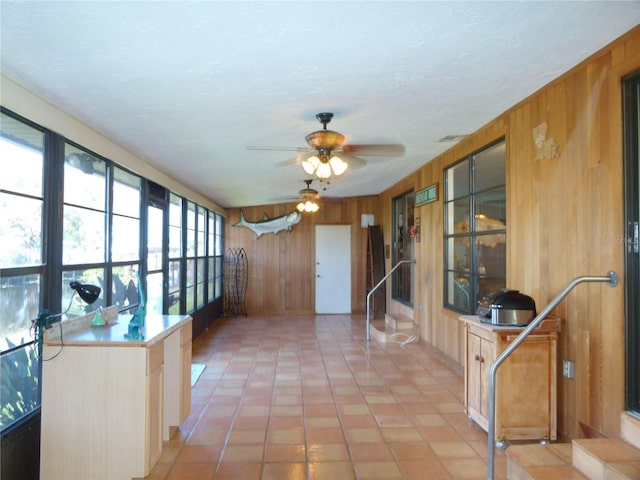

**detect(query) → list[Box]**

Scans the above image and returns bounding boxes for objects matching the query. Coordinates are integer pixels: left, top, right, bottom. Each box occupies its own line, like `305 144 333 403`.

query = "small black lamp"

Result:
33 281 101 357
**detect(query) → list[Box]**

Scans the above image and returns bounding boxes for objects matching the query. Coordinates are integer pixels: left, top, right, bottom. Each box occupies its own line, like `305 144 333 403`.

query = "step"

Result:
369 317 419 345
621 412 640 450
506 443 588 480
384 313 414 330
572 438 640 480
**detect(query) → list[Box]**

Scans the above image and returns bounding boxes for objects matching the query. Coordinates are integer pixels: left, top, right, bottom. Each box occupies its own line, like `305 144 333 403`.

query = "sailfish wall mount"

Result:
233 210 302 237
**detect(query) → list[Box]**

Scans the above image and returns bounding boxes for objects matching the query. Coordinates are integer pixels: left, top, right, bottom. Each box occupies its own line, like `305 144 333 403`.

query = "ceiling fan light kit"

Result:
296 200 320 213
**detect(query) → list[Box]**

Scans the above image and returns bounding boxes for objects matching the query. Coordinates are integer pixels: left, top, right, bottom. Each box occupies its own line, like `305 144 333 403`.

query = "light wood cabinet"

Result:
163 320 192 440
40 314 192 480
460 315 560 442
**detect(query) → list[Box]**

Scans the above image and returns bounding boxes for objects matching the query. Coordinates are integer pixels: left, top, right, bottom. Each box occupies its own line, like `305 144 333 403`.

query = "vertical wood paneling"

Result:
225 196 378 316
223 26 638 441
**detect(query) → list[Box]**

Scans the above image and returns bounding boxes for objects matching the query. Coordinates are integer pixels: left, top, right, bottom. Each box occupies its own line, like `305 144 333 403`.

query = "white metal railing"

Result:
486 271 619 479
365 259 415 342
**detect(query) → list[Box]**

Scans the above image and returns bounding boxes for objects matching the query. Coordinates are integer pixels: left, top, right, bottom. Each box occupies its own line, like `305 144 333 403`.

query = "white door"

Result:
315 225 351 313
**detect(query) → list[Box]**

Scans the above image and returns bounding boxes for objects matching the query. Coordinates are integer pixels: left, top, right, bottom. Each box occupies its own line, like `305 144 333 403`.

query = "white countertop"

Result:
44 313 192 347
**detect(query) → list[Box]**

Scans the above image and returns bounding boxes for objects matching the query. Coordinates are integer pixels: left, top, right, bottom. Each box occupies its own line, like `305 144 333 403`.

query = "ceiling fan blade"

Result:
338 153 367 169
246 145 313 153
341 144 406 157
318 196 344 204
276 154 309 167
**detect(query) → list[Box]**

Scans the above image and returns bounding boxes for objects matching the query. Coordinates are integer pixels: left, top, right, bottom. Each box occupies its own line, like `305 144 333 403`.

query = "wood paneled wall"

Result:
225 196 378 316
379 26 639 440
224 26 639 441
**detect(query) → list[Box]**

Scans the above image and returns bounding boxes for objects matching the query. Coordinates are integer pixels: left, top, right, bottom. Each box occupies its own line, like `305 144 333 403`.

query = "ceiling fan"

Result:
247 112 405 180
272 179 342 212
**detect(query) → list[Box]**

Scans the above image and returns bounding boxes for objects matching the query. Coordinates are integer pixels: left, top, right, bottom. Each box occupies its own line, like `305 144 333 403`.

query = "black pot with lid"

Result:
476 289 537 326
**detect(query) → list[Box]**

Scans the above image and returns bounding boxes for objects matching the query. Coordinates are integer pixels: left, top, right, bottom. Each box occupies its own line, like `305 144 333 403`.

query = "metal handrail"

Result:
486 271 619 479
365 259 416 342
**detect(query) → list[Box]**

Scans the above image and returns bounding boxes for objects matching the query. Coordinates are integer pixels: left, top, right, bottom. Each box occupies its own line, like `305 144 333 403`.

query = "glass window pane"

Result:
208 258 215 302
186 259 195 312
62 268 104 317
196 258 205 308
0 346 40 430
0 274 40 351
169 194 182 258
112 216 140 262
215 215 223 255
0 193 43 267
146 272 163 315
64 146 106 209
113 167 141 217
474 141 506 192
215 256 223 298
63 205 106 264
111 264 140 312
168 259 181 314
474 186 506 230
197 206 206 257
0 113 43 197
446 198 470 235
445 159 469 201
147 206 163 272
447 236 470 271
477 234 507 277
186 203 196 257
446 272 472 312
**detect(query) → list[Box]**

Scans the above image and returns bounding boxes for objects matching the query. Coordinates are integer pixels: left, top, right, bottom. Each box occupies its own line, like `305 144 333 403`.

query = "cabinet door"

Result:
496 335 554 440
146 365 163 474
180 340 192 422
479 337 495 420
467 332 482 415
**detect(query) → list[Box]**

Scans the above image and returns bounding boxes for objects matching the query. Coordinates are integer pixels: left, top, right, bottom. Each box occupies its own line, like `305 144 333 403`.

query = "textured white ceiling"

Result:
1 1 639 208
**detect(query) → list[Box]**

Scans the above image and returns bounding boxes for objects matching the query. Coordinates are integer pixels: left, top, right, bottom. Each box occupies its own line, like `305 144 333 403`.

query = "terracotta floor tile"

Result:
154 315 504 480
166 463 217 480
397 458 452 479
220 444 265 463
176 444 222 463
389 442 436 460
261 462 307 480
349 443 395 461
308 461 356 480
264 444 306 463
267 428 305 445
307 443 351 461
354 460 404 479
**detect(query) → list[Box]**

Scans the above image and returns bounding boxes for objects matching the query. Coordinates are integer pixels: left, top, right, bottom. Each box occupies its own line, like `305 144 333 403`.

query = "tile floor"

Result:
142 314 507 480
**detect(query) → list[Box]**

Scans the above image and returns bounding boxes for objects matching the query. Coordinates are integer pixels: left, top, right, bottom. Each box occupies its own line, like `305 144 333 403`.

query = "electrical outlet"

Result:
418 301 424 310
563 360 575 379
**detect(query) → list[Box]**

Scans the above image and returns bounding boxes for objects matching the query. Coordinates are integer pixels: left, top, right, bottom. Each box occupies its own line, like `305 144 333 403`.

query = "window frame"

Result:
391 189 415 306
443 138 507 314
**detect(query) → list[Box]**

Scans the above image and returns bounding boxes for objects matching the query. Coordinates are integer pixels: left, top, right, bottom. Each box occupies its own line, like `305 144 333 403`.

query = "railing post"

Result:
486 271 618 479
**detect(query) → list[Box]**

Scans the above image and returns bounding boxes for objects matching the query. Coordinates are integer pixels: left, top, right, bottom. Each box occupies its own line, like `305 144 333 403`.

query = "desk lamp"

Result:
33 281 101 357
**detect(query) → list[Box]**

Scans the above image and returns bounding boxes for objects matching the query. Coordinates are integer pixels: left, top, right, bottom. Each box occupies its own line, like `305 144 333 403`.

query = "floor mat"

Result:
191 363 206 387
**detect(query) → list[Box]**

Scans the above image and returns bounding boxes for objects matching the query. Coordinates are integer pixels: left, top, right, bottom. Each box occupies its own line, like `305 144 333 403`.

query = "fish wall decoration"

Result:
233 210 302 237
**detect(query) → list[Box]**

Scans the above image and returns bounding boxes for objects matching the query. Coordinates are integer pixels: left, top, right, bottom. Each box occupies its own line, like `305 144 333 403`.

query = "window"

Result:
392 190 415 305
0 107 224 438
185 201 196 312
0 111 45 430
444 139 506 313
168 193 183 314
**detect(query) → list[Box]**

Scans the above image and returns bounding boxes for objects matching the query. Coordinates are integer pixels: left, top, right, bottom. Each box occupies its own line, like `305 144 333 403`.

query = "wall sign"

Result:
415 183 438 206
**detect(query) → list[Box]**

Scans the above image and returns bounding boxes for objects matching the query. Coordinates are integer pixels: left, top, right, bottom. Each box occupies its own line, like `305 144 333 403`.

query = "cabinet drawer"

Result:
181 321 192 345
